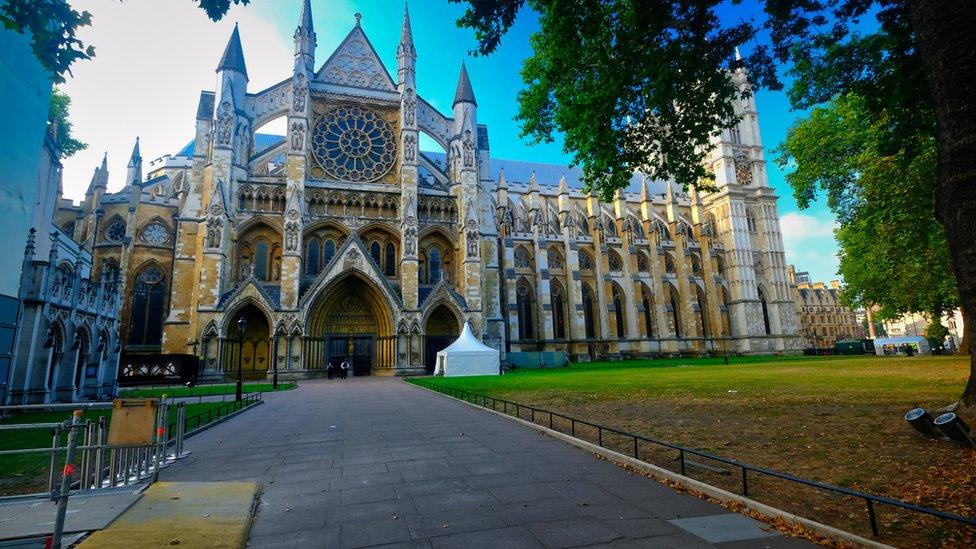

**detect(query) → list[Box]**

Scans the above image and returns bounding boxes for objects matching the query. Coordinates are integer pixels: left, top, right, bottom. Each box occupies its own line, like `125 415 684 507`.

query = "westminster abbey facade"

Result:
54 2 801 379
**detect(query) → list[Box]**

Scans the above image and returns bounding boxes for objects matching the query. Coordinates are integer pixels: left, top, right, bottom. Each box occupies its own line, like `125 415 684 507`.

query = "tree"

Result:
453 0 976 408
775 93 957 326
0 0 248 83
925 318 950 354
48 87 87 157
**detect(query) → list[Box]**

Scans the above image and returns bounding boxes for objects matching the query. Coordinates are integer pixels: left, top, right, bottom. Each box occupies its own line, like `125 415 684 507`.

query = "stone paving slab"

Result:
158 378 815 548
0 490 142 540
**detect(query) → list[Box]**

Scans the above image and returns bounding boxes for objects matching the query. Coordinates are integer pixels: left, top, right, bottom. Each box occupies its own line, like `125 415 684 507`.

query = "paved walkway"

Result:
160 378 814 548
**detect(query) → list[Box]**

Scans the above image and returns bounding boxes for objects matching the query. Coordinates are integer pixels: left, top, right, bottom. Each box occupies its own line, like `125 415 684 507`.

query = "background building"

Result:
883 309 965 352
54 3 801 380
788 266 862 349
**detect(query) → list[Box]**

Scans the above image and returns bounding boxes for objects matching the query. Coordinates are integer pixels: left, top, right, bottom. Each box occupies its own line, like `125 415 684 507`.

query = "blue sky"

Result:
61 0 841 282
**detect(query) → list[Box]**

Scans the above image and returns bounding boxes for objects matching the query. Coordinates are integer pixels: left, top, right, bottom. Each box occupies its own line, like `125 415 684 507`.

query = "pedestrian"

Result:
327 360 334 380
341 358 350 379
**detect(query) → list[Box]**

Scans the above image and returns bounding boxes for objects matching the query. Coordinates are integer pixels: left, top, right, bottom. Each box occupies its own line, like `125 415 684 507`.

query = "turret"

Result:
452 61 478 178
294 0 316 72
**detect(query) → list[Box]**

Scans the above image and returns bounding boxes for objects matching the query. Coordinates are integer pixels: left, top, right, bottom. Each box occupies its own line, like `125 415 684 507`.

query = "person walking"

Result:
341 358 350 379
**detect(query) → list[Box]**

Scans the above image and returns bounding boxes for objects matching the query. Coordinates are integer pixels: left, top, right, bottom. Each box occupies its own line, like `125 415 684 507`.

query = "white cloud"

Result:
60 0 295 201
778 212 841 281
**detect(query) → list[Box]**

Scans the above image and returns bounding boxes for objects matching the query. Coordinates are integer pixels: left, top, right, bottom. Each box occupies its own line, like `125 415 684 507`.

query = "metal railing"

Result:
410 378 976 541
0 392 263 548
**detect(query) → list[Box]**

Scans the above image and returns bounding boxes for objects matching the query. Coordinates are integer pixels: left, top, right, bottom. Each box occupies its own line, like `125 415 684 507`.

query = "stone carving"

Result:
403 225 417 257
290 121 305 152
216 102 233 146
466 230 479 259
319 35 395 91
462 130 475 167
403 88 416 126
240 262 253 279
292 74 307 112
205 217 223 249
733 147 752 185
404 134 416 161
284 205 301 253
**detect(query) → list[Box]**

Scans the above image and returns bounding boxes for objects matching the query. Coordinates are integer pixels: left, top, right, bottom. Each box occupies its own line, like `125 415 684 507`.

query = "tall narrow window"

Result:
697 288 710 337
517 279 534 340
551 281 566 339
306 240 320 275
429 247 442 283
582 283 596 338
385 243 396 277
254 241 269 280
641 285 654 337
669 285 682 338
73 330 88 389
324 239 336 265
370 241 382 268
130 266 166 345
759 288 771 335
46 325 63 390
612 284 625 339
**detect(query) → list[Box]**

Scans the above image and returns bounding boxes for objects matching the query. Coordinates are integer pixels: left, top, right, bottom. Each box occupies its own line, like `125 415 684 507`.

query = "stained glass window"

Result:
105 218 126 242
311 106 396 182
130 266 165 345
385 243 396 277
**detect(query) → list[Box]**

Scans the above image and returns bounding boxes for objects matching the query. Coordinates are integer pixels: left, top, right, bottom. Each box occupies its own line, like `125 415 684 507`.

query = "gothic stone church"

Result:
55 2 801 379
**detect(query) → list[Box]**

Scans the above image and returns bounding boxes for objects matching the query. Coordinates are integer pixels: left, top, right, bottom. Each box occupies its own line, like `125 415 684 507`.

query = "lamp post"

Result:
236 315 247 402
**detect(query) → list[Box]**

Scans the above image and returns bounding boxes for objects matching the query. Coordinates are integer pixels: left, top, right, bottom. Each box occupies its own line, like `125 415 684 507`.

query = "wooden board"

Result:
107 399 157 446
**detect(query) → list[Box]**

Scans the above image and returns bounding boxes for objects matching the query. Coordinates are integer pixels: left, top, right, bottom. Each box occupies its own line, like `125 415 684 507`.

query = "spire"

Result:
453 61 477 107
400 3 414 52
86 166 100 195
100 151 108 172
294 0 316 68
640 176 650 202
528 171 539 192
496 168 507 190
666 181 675 203
298 0 313 34
558 174 568 196
217 24 248 79
127 137 143 187
128 137 141 167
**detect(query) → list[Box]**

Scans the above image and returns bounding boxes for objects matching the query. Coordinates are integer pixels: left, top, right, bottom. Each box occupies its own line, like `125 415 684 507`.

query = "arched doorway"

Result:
222 304 271 380
305 273 395 376
423 304 461 373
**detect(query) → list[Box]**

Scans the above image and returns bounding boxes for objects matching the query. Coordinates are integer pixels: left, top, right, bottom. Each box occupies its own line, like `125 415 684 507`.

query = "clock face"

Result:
141 221 170 245
310 106 396 182
733 149 752 185
105 219 126 242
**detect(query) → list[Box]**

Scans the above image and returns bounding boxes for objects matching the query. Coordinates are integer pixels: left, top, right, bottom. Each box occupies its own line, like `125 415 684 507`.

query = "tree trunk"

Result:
911 1 976 407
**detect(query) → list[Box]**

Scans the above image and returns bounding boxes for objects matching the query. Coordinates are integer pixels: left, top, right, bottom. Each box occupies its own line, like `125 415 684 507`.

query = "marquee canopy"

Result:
434 322 500 377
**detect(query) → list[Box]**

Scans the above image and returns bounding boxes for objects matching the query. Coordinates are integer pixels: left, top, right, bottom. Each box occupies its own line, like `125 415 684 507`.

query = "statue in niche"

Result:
466 230 479 258
284 219 300 252
403 88 416 126
462 130 475 167
290 122 305 152
216 102 233 146
404 225 418 257
292 74 307 112
206 217 222 248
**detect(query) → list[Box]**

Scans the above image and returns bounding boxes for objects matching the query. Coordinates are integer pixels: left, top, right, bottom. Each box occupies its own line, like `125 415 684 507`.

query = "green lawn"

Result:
413 355 975 546
0 400 254 496
119 381 296 399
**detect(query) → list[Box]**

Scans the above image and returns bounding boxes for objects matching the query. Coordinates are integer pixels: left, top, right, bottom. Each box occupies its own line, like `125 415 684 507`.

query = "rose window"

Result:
141 221 170 245
310 106 396 182
105 219 126 242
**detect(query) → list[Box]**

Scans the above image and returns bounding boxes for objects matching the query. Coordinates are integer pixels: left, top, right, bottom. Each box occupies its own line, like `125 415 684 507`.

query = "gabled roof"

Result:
314 22 396 91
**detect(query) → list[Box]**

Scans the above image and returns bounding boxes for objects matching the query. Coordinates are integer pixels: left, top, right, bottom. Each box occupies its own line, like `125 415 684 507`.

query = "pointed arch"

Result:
610 281 626 339
638 282 655 338
758 285 772 335
128 261 167 346
581 281 597 339
667 282 682 338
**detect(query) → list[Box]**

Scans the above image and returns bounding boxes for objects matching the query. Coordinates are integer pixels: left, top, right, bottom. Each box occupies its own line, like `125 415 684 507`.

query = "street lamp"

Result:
271 335 279 390
236 315 247 402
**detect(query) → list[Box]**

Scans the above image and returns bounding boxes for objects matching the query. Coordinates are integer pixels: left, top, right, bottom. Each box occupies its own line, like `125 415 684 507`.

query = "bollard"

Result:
51 410 82 549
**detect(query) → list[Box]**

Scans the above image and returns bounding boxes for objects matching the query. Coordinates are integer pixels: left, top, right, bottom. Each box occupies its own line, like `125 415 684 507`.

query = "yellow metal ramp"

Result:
79 482 260 548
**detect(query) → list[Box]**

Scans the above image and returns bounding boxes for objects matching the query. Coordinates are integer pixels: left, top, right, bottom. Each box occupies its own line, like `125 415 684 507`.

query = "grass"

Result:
416 355 976 547
0 400 253 496
119 382 296 399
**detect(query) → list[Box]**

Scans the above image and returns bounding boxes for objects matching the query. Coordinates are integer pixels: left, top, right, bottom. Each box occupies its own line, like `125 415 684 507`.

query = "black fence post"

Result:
741 467 748 496
867 499 879 539
679 449 686 475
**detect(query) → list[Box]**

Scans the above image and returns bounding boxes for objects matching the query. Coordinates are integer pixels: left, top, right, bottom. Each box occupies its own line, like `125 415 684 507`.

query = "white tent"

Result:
434 322 500 377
